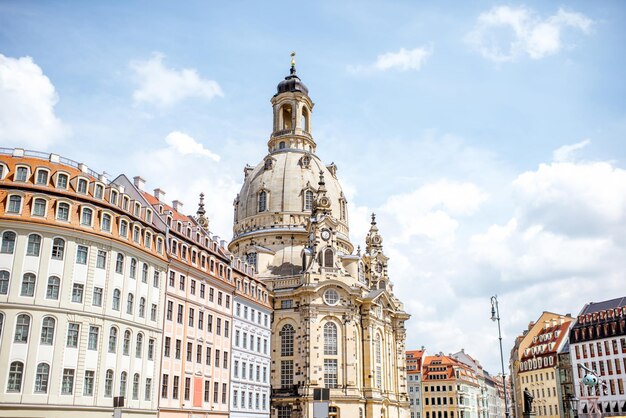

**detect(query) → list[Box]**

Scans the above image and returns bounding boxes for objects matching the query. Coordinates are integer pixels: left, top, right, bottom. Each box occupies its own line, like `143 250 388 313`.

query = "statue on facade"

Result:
523 387 534 414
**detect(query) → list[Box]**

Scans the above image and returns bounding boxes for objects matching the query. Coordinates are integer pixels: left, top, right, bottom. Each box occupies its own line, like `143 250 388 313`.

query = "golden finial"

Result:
290 51 296 68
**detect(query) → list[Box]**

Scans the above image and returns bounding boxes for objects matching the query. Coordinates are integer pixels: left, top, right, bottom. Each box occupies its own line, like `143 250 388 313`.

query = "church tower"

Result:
229 55 410 418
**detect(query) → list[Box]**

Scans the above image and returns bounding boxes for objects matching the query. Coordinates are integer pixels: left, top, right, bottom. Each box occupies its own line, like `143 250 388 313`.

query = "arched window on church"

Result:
258 191 267 213
279 141 286 150
324 322 337 355
375 334 382 389
304 190 313 211
280 324 294 357
281 104 293 130
324 248 334 268
301 107 309 132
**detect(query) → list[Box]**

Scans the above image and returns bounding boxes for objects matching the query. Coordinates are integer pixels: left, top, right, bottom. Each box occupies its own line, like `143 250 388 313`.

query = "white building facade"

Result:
230 270 271 418
569 297 626 416
0 150 168 418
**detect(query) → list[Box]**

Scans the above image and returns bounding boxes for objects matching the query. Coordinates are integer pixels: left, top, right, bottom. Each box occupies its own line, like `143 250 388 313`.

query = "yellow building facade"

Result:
228 61 411 418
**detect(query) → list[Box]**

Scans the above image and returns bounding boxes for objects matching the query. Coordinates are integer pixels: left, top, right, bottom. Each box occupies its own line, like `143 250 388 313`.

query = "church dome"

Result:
276 68 309 96
232 150 349 242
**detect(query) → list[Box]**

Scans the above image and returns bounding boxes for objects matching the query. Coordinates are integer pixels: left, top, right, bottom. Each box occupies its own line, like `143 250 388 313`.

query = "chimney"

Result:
154 188 166 201
220 240 227 249
172 200 183 212
133 176 146 190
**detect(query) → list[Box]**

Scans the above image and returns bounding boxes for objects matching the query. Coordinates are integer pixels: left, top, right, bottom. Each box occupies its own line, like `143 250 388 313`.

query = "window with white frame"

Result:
56 202 70 221
77 178 88 194
56 173 69 189
81 207 93 226
32 198 47 216
15 166 29 182
7 195 22 213
35 169 49 185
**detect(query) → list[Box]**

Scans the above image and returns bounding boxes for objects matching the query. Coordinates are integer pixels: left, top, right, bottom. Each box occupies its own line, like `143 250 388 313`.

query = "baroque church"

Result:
229 57 410 418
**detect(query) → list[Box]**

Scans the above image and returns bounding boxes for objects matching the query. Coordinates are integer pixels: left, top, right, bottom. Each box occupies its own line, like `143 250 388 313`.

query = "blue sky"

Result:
2 0 625 373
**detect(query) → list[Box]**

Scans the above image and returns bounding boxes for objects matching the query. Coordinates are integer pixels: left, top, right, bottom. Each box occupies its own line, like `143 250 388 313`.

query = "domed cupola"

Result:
268 52 316 154
275 59 309 96
229 54 353 277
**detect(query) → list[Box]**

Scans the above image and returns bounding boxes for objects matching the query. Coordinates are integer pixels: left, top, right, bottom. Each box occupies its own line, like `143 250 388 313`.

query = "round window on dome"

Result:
324 289 339 306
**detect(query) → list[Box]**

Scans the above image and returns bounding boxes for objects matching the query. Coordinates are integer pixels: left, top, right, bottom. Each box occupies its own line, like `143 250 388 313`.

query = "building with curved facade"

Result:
0 148 168 418
229 61 410 418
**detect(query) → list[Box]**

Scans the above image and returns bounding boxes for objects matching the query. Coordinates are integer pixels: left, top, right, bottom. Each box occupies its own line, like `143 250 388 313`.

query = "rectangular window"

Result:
207 314 213 332
204 380 211 402
215 349 220 366
175 339 181 359
88 326 99 350
177 304 183 324
190 279 196 295
76 245 88 264
188 307 194 327
61 368 75 394
148 338 155 360
167 300 173 320
169 271 175 287
206 346 212 366
72 283 84 303
223 351 228 369
198 311 204 329
187 342 193 362
67 323 80 347
83 370 95 396
145 378 152 401
281 360 294 388
216 318 221 335
184 377 191 400
213 381 219 403
179 274 185 291
200 283 205 298
217 291 223 305
164 337 171 357
197 344 202 363
222 383 227 404
224 320 229 337
92 287 103 306
324 359 338 388
172 376 179 399
209 287 214 302
161 374 169 398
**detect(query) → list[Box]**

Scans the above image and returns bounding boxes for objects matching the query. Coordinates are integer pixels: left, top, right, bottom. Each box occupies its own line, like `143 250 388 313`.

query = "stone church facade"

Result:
229 59 411 418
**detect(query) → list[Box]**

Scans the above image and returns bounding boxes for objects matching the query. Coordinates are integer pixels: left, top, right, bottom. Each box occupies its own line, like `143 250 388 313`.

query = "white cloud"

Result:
0 53 69 149
552 138 590 162
379 180 488 246
130 53 223 107
466 6 592 62
133 131 236 239
348 46 432 73
165 131 220 161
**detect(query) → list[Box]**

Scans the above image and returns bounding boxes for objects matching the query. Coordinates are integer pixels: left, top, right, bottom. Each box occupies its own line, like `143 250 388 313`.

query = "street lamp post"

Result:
491 295 510 418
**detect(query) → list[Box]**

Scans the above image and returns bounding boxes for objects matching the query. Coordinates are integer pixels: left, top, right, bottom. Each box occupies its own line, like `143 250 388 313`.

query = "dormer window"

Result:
77 178 88 194
35 169 49 185
146 209 152 224
134 202 141 217
15 166 29 182
56 173 69 189
264 159 273 170
166 216 172 227
133 226 141 243
258 191 267 212
101 213 112 232
94 184 104 199
122 196 130 211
